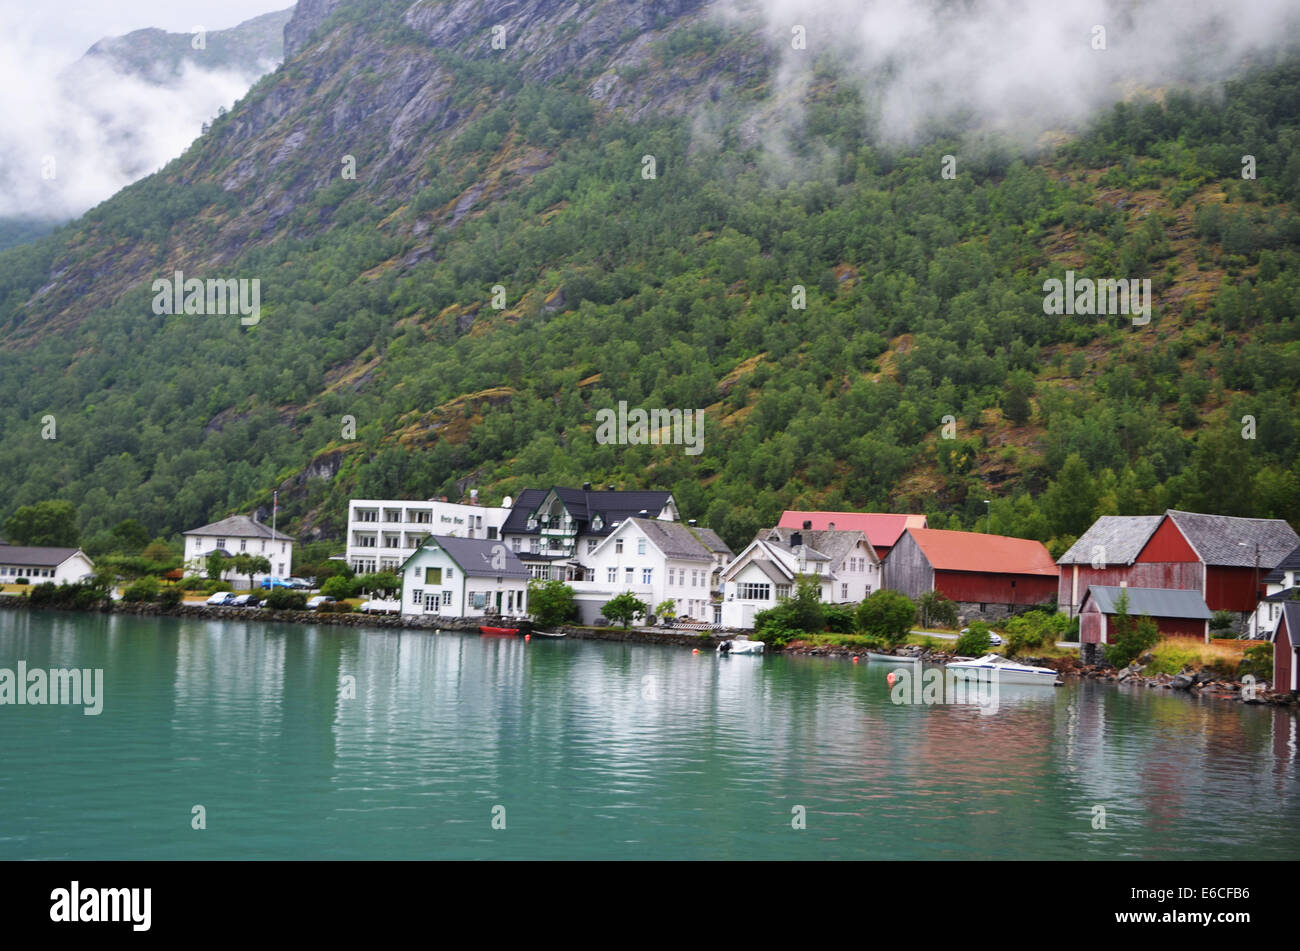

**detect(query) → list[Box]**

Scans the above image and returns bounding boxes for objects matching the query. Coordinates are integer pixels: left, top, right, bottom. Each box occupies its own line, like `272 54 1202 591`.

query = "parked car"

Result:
287 577 312 590
961 626 1004 646
359 598 401 614
205 591 234 606
306 596 336 610
229 594 258 607
260 577 291 589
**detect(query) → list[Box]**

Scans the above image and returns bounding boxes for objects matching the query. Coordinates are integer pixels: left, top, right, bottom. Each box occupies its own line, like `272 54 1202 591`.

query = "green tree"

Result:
856 589 916 646
1106 589 1160 667
1001 370 1034 425
917 590 958 629
786 575 825 633
602 591 648 629
205 551 227 582
528 578 579 628
321 575 355 600
4 500 79 547
110 519 150 554
955 621 993 656
1041 453 1100 538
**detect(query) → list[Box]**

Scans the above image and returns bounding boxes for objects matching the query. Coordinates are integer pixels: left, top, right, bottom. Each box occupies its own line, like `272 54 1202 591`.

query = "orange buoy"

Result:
692 648 700 654
887 671 897 686
852 656 859 663
525 634 530 642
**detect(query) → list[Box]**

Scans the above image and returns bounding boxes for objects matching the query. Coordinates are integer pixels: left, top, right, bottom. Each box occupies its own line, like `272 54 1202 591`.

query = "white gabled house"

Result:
718 527 880 629
400 534 530 619
0 544 96 585
1250 543 1300 638
183 515 295 585
567 517 732 625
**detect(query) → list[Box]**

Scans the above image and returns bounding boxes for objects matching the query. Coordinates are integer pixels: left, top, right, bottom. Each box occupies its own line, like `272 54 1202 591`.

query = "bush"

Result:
121 577 160 603
317 600 353 614
602 591 648 629
1004 610 1069 656
955 621 992 656
856 589 916 646
14 577 30 585
321 576 356 600
1210 610 1237 634
203 579 233 594
1110 616 1160 669
528 578 579 628
156 586 183 608
917 591 958 629
181 575 208 591
262 588 307 611
1238 643 1273 682
27 581 57 605
822 603 857 634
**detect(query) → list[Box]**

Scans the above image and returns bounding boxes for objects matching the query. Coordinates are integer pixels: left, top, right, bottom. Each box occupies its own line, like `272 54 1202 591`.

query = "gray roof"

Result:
1057 515 1164 566
688 526 732 557
1271 602 1300 646
408 534 528 579
0 544 85 567
632 518 716 562
184 515 294 542
1262 543 1300 583
761 529 832 562
1082 585 1212 620
762 526 875 566
1166 510 1300 569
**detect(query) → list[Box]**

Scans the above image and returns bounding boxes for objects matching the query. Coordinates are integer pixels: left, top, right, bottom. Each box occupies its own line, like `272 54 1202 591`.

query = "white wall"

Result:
349 499 509 574
401 547 526 619
184 533 293 586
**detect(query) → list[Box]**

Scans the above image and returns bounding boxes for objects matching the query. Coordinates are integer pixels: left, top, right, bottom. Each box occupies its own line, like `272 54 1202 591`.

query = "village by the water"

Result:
4 485 1298 704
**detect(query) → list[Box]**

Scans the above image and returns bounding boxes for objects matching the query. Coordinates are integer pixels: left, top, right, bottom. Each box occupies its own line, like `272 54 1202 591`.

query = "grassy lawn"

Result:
1142 637 1254 676
0 584 30 595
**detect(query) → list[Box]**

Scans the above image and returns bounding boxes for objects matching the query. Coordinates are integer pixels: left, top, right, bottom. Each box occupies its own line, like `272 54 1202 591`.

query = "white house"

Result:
500 484 680 582
400 535 529 619
1249 543 1300 638
568 517 733 624
346 494 511 575
718 527 880 629
0 545 96 585
183 515 294 586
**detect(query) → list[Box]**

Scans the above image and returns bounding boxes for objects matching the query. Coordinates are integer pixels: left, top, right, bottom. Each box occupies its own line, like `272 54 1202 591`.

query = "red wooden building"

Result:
1268 602 1300 693
883 528 1058 620
1058 510 1299 619
778 511 927 561
1078 585 1212 645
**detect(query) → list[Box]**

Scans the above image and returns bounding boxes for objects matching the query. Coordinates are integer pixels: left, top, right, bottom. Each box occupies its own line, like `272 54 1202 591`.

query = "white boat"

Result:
531 629 566 638
866 651 919 663
718 636 764 656
945 654 1061 687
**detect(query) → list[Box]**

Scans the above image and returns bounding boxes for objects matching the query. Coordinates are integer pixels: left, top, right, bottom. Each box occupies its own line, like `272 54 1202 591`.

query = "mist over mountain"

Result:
1 0 1299 555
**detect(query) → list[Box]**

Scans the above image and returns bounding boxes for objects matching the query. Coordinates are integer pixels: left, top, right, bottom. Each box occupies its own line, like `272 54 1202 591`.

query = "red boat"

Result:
478 625 520 636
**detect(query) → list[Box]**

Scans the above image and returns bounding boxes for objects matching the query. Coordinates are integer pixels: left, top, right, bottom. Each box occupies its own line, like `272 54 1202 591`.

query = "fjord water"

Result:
1 611 1296 860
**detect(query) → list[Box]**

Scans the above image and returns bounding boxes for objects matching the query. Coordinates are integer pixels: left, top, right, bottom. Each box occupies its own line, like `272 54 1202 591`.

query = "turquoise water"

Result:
0 610 1296 860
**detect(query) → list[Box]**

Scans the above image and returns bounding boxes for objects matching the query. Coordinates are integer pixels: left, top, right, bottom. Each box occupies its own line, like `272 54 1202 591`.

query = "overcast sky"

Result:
3 1 293 62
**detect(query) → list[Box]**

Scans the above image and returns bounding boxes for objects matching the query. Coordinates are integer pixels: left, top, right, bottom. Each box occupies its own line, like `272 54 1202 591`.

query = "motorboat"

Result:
945 653 1061 686
717 636 764 656
866 651 919 663
479 625 520 636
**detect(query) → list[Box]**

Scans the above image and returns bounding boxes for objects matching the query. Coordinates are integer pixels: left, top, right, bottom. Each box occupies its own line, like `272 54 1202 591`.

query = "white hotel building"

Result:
345 496 511 575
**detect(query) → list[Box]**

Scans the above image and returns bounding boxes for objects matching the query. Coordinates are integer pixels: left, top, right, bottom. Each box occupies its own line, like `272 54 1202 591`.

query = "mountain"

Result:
0 7 293 233
1 0 1298 559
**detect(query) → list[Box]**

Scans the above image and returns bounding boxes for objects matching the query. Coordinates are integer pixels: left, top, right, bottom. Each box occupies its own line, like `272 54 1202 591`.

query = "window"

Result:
530 538 539 554
529 564 549 579
642 568 653 585
384 534 400 548
442 591 453 606
511 538 521 552
587 539 597 554
775 584 790 599
216 538 225 549
842 584 848 599
625 567 634 583
240 540 246 552
865 584 872 595
425 567 442 585
607 567 617 583
615 539 624 554
282 543 287 554
739 583 771 600
357 509 378 523
488 527 498 540
446 568 453 578
425 593 439 611
471 592 487 609
412 589 423 605
668 568 675 586
637 538 646 555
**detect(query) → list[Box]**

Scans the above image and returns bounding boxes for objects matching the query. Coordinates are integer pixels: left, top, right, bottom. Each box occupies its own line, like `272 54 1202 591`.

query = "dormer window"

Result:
592 515 603 532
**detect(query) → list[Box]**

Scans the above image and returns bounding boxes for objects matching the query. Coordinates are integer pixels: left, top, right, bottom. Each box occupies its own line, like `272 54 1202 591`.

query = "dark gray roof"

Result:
1270 602 1300 646
1262 543 1300 583
1166 510 1299 569
408 535 528 579
501 486 674 538
687 526 732 557
761 528 832 562
184 515 294 542
631 518 715 562
1057 515 1164 566
0 544 85 567
1082 585 1212 620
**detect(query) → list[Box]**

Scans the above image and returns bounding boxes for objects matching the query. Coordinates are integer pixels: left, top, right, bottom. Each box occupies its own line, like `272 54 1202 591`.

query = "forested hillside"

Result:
1 0 1298 558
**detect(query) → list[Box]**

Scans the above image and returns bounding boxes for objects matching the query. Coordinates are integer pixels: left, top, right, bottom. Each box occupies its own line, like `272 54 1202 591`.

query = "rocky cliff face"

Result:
283 0 349 59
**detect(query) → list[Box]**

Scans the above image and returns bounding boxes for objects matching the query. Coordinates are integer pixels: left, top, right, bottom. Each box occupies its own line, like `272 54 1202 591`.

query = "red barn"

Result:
1058 510 1299 621
1078 585 1212 645
882 528 1058 621
778 511 927 561
1268 602 1300 693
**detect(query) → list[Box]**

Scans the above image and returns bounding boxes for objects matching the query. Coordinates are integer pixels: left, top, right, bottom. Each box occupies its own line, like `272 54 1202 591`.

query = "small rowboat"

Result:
865 652 919 663
530 629 566 638
479 625 520 636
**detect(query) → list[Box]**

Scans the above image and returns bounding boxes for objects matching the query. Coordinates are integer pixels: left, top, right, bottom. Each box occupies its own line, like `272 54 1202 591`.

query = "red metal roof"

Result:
907 528 1059 576
778 511 926 548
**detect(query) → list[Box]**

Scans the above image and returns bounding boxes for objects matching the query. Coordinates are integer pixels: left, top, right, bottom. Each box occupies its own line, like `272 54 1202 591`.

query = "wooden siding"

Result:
1276 615 1295 693
1060 563 1205 615
881 531 933 601
1080 600 1106 643
935 569 1057 606
1136 517 1199 562
1204 565 1261 612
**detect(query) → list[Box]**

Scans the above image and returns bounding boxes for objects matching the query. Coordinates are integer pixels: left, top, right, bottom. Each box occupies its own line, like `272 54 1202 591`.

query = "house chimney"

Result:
688 519 697 527
607 484 615 491
828 522 835 531
470 489 478 504
638 510 648 518
791 531 803 548
803 520 812 530
583 482 592 491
